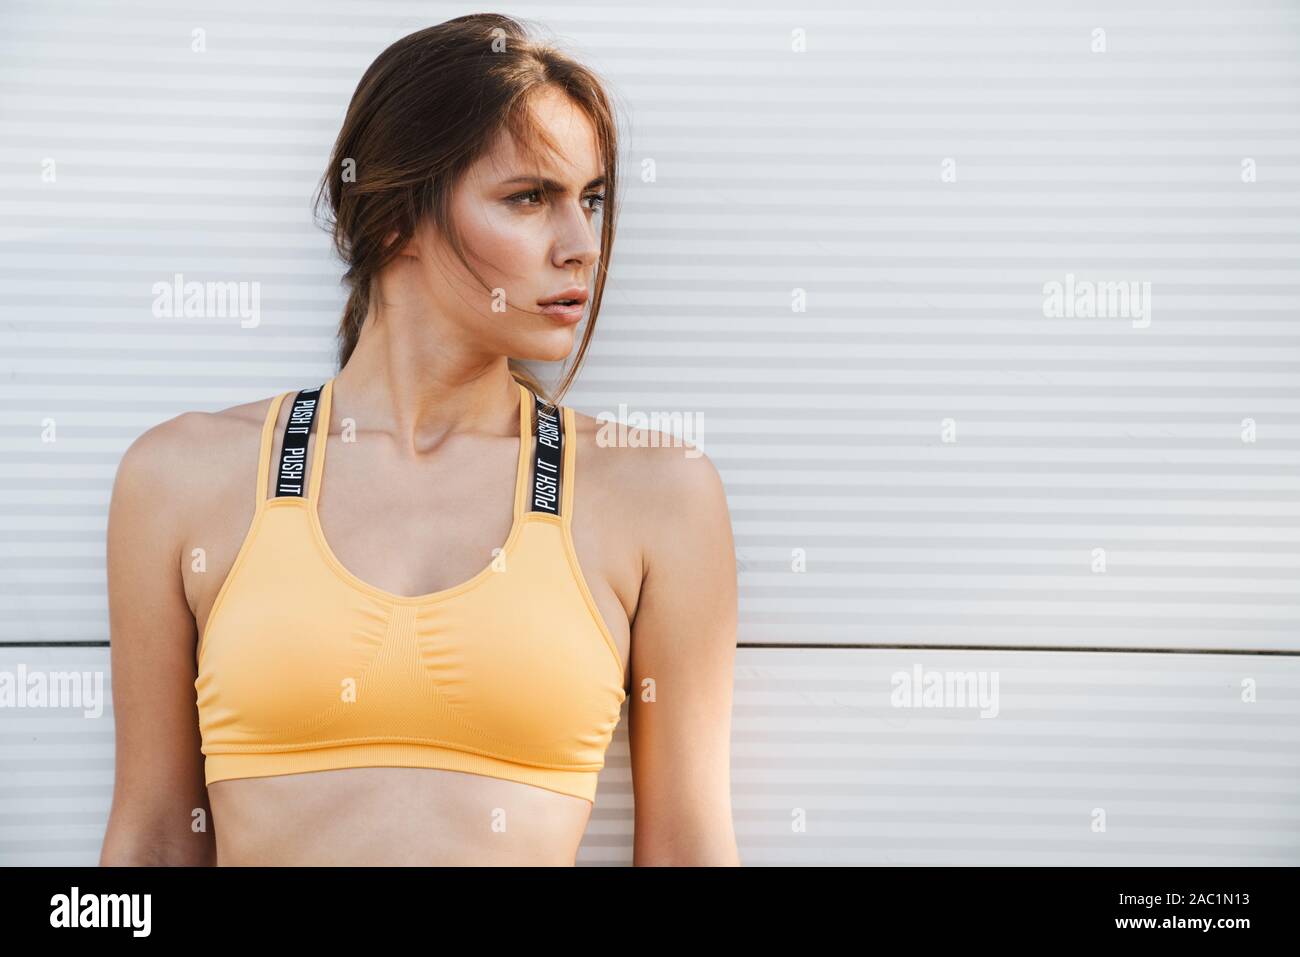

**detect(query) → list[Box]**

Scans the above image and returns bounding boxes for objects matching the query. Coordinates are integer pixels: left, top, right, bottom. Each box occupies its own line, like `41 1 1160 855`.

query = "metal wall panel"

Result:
2 647 1296 865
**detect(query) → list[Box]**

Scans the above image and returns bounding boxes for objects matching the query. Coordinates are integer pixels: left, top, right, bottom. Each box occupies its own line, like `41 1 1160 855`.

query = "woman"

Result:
99 14 739 866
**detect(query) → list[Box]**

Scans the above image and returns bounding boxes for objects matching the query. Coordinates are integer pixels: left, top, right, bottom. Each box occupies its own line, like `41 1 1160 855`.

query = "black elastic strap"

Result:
529 393 563 515
276 385 323 497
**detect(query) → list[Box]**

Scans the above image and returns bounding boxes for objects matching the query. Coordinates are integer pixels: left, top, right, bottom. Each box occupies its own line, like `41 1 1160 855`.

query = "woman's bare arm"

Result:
99 414 216 866
626 443 741 866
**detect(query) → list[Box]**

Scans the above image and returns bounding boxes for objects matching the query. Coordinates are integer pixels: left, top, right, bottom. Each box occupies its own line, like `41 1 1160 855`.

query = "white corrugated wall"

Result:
0 0 1297 865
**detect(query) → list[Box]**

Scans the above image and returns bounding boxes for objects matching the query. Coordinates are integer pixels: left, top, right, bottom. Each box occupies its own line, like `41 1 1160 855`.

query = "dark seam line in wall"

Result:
738 642 1300 657
2 640 1299 657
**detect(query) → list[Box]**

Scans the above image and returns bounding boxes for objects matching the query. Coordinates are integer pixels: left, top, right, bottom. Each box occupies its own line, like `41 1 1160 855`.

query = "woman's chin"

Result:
516 325 578 362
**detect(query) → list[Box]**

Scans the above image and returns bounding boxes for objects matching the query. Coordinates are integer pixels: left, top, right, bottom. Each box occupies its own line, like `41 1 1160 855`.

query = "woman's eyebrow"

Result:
500 174 606 192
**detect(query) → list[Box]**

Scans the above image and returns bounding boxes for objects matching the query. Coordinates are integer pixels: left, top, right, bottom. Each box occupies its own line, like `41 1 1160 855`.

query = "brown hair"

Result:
312 13 620 407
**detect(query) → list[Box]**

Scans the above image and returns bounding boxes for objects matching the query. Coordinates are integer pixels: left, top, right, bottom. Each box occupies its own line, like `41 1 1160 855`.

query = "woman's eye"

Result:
507 190 605 212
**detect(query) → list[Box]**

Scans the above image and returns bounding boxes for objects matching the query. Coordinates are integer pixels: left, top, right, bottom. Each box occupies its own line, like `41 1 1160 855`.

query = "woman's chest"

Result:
186 476 633 693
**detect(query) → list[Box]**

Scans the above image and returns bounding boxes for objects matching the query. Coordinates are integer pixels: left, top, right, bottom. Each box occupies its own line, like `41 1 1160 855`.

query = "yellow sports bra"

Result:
194 378 627 803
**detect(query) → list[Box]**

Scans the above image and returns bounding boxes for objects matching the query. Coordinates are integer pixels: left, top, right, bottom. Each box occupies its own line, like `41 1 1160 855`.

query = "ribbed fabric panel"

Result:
412 518 626 764
204 742 599 802
202 555 607 803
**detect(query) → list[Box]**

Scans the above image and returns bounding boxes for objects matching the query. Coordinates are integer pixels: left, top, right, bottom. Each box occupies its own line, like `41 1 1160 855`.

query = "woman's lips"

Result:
538 302 585 324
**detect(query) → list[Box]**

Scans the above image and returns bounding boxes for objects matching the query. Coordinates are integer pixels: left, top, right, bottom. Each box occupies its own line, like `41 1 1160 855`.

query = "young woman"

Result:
99 14 739 866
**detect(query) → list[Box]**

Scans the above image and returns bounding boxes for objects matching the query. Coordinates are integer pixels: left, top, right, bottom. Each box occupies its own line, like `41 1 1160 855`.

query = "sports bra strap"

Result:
276 384 325 497
528 391 564 516
255 391 290 507
262 380 567 512
560 405 577 521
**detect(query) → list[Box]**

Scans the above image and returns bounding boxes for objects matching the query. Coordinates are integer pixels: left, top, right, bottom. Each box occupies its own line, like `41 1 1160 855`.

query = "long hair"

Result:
312 13 620 406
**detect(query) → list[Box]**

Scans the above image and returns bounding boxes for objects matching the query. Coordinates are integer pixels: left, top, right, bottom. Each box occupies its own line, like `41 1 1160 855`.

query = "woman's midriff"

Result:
208 764 594 865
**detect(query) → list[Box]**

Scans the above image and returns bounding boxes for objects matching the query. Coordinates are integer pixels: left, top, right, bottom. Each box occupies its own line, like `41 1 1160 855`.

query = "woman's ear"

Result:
382 226 423 260
383 228 419 259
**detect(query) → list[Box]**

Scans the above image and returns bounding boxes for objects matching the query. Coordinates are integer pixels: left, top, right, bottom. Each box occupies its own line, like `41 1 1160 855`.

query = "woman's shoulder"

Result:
566 404 728 528
565 404 735 633
111 391 288 524
119 391 282 473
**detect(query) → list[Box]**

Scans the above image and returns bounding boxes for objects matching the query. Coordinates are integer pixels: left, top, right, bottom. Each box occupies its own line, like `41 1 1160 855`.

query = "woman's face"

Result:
409 87 605 363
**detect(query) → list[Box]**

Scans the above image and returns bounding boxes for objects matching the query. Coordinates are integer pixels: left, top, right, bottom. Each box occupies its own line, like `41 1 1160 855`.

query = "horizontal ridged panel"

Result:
2 647 1296 865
